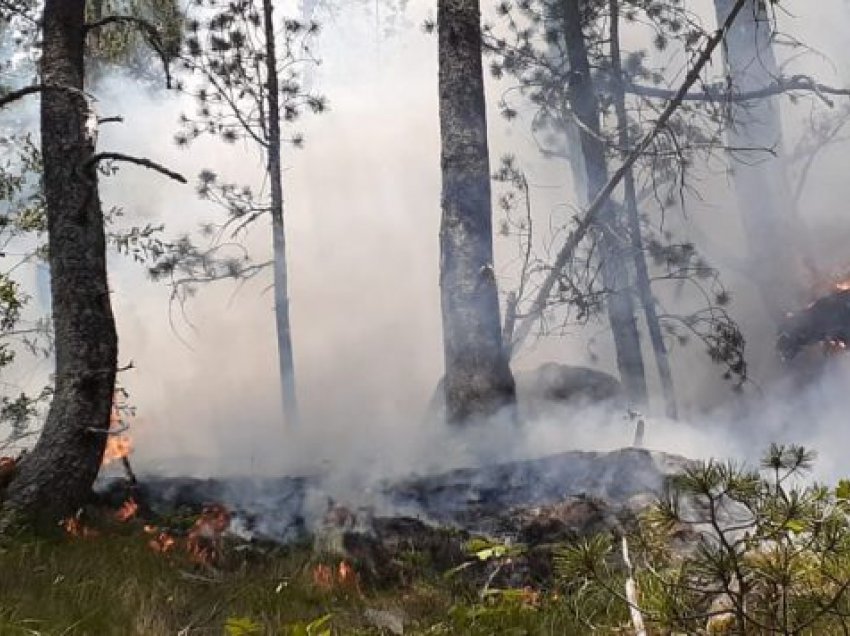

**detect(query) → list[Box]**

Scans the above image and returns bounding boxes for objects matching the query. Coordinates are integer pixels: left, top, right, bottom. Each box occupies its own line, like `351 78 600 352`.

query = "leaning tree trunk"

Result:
438 0 516 424
713 0 806 322
609 0 677 418
561 0 648 407
1 0 118 531
263 0 300 428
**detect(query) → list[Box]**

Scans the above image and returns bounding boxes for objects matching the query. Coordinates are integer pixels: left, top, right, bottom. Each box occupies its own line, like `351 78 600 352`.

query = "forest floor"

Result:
0 515 626 636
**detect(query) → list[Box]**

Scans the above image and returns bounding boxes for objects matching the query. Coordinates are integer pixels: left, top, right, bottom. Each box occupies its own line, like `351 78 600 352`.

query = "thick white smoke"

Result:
3 0 850 493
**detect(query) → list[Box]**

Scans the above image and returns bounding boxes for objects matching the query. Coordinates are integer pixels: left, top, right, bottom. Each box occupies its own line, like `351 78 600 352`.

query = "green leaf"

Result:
224 616 263 636
475 546 508 561
785 519 806 534
306 614 332 636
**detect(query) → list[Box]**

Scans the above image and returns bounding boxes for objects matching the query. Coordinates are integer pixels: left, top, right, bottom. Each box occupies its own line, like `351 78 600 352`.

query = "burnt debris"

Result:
778 289 850 360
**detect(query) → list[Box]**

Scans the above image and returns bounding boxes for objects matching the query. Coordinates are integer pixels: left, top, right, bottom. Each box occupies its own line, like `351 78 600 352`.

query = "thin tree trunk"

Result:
712 0 807 322
1 0 118 530
510 0 750 355
609 0 677 419
561 0 648 407
438 0 516 424
263 0 300 428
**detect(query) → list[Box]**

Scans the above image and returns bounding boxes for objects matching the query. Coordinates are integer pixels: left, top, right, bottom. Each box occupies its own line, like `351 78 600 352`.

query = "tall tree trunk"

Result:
609 0 677 418
438 0 516 424
561 0 648 407
713 0 806 322
1 0 118 530
263 0 300 428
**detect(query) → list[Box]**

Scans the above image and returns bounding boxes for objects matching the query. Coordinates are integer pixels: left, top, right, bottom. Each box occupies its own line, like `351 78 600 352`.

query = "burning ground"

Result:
0 445 680 634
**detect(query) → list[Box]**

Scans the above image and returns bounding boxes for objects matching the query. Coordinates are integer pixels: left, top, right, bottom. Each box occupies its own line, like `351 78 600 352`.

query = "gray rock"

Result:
426 361 623 422
515 362 623 416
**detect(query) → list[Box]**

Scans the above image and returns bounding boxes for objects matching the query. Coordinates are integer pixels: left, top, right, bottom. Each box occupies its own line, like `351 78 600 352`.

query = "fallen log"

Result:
778 289 850 360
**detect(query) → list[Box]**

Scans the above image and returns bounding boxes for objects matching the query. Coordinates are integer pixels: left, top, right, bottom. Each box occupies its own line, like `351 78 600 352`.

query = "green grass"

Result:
0 519 621 635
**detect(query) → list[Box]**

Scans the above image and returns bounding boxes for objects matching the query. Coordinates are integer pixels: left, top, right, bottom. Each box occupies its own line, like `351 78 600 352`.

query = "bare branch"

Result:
627 74 850 107
0 85 42 109
86 152 187 184
0 83 95 109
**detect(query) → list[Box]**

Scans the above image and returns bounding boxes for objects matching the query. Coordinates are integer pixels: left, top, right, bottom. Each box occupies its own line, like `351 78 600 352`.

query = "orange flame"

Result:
312 564 334 590
115 498 139 522
102 398 133 466
311 561 359 593
148 531 176 553
102 436 132 465
519 586 542 608
61 515 99 539
337 561 358 588
186 504 231 565
809 270 850 298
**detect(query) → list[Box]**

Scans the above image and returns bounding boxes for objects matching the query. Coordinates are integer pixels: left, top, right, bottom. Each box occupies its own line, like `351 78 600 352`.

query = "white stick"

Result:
622 536 647 636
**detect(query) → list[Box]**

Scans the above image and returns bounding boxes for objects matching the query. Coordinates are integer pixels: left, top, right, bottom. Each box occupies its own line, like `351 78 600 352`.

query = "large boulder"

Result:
515 362 623 411
427 362 623 421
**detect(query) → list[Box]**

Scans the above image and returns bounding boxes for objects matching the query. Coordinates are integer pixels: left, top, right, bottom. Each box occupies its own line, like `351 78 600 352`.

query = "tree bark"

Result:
438 0 516 424
712 0 807 322
561 0 648 407
609 0 677 418
263 0 300 428
1 0 118 530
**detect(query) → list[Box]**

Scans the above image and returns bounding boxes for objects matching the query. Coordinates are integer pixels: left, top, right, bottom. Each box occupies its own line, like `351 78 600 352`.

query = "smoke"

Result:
5 0 850 503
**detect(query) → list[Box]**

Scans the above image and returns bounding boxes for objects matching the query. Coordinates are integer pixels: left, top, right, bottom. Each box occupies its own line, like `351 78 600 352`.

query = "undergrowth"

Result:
0 521 613 635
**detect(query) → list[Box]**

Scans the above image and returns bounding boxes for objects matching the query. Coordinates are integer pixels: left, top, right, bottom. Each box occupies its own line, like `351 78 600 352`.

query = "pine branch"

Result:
509 0 751 355
627 74 850 107
0 0 37 25
85 14 175 88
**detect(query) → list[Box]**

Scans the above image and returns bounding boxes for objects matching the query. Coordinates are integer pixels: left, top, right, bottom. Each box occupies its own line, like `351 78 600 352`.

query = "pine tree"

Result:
437 0 516 424
175 0 327 429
